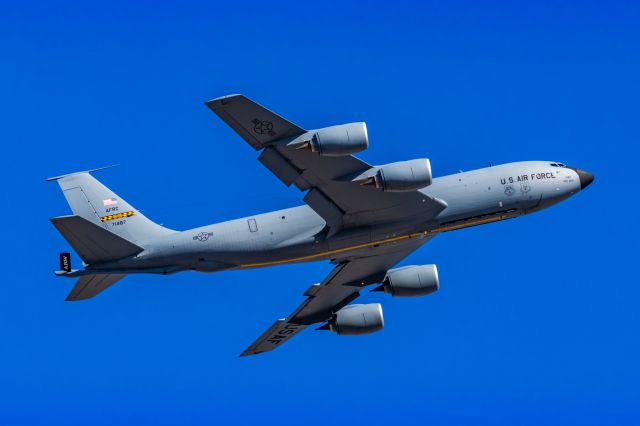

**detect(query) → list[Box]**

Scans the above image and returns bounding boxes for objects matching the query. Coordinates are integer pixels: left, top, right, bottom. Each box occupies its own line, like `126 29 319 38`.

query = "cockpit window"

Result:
550 163 567 168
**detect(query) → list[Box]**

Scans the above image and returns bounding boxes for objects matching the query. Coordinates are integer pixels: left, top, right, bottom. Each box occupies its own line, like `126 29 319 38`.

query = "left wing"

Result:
240 235 431 356
205 95 447 234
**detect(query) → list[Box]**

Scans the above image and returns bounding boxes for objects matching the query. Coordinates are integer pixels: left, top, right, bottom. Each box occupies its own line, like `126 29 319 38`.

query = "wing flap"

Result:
289 256 391 325
303 188 344 233
257 147 303 187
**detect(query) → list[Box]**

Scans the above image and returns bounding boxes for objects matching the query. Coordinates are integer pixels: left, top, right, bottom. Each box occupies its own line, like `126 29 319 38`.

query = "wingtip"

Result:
239 350 261 357
204 94 244 109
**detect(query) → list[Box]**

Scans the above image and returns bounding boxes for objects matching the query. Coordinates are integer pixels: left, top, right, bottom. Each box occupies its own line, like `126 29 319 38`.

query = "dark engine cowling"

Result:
379 265 439 297
373 159 432 192
326 303 384 335
295 122 369 156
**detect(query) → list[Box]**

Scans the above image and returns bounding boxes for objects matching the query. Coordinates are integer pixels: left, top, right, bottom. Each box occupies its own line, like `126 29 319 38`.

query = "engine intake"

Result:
378 265 439 297
293 123 368 156
325 303 384 335
361 159 432 192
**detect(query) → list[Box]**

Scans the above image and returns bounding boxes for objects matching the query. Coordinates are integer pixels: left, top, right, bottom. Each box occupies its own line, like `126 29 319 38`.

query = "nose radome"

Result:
575 169 594 189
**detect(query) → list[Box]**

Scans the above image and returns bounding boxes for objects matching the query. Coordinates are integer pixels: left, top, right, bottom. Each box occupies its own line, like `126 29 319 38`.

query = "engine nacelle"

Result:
373 159 432 192
327 303 384 335
380 265 439 297
297 122 369 156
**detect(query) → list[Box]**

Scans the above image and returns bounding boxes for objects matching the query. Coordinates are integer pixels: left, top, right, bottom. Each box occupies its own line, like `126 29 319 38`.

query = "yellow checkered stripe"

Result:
100 211 136 222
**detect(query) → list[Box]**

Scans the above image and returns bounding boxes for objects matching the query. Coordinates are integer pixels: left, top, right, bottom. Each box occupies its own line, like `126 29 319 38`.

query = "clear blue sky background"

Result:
1 1 638 424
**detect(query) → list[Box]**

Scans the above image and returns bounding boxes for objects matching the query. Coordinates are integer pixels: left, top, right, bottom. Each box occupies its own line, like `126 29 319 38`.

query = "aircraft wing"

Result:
65 274 126 301
205 95 446 234
240 236 431 356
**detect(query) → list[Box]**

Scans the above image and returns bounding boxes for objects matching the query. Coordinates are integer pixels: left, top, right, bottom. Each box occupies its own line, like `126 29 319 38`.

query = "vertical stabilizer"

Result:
48 169 174 244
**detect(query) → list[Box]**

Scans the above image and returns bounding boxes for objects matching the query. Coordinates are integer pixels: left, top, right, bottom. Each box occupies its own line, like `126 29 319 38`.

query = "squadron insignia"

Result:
193 232 213 242
504 185 515 196
251 118 276 136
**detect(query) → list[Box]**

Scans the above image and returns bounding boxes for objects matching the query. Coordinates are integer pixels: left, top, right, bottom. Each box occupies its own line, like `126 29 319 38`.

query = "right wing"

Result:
240 235 431 356
205 95 447 234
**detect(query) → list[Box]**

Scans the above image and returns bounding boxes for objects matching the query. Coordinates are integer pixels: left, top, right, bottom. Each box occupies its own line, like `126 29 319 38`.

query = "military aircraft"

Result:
48 94 594 356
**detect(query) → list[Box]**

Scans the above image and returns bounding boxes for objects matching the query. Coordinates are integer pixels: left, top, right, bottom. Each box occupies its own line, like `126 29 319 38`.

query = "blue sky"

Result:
1 1 638 424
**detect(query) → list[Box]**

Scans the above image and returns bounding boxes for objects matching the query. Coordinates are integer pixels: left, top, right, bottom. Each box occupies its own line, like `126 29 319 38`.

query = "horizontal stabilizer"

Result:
66 274 126 301
51 215 143 264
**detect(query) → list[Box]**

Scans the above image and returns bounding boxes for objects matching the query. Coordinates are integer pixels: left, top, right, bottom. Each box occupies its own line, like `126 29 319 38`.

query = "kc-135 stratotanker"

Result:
49 95 594 356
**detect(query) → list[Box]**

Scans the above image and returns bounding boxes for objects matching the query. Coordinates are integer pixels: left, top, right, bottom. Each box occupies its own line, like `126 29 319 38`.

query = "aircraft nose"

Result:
575 169 594 190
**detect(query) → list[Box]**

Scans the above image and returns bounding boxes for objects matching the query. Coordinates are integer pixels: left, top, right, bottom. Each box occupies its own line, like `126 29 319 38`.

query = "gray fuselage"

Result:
100 161 587 274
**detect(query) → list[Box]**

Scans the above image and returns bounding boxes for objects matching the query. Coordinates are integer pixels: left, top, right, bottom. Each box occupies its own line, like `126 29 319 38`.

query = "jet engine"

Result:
376 265 439 297
361 159 432 192
292 122 368 156
324 303 384 335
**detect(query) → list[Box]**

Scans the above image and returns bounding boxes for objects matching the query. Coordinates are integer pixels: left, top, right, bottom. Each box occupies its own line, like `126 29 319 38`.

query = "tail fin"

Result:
48 168 174 262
